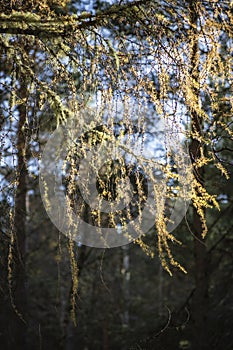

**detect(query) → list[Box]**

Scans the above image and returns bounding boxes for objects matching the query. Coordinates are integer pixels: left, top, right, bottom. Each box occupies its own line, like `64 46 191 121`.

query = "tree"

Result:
0 0 233 349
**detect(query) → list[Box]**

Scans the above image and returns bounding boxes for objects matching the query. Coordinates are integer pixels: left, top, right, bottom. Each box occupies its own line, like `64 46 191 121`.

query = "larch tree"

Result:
0 0 233 348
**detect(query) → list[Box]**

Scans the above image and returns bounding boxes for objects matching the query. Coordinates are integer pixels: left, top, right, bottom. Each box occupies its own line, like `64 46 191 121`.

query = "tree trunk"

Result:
188 1 209 349
122 245 130 328
9 73 28 349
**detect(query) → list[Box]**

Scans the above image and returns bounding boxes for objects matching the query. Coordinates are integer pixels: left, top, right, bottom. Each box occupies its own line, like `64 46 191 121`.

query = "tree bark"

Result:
9 66 28 349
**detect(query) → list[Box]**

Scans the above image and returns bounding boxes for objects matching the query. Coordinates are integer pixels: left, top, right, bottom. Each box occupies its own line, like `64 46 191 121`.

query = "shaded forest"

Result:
0 1 233 349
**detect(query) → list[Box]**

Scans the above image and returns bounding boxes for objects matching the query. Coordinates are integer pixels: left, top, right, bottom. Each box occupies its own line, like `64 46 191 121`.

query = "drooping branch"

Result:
0 0 155 37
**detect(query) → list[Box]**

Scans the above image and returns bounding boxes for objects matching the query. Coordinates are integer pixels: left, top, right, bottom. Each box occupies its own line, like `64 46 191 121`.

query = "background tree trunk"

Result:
9 70 28 349
188 1 209 349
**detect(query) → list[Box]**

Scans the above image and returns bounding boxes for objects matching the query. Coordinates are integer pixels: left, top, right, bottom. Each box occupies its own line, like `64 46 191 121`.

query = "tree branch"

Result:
0 0 154 38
